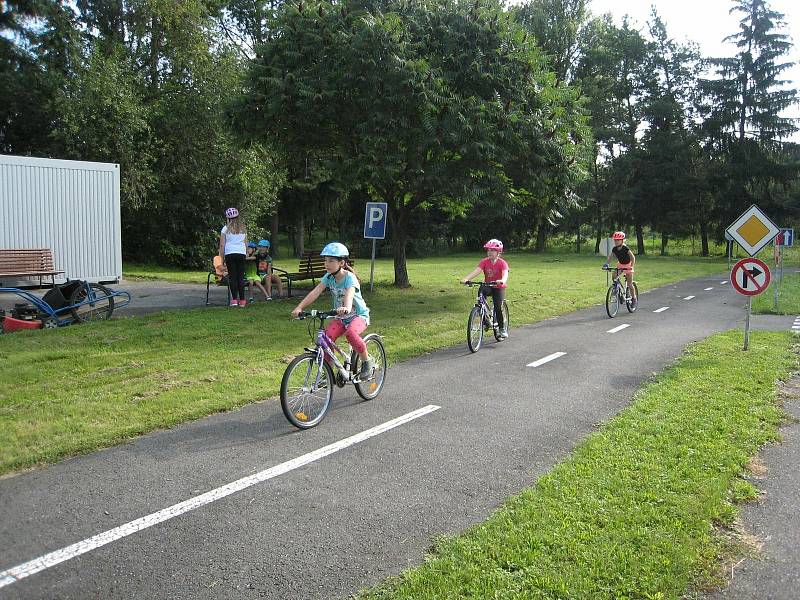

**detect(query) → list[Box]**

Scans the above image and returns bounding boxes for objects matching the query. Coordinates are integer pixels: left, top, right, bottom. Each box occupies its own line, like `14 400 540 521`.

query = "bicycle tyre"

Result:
467 306 484 352
626 282 639 313
280 353 333 429
353 334 387 401
605 284 619 318
493 300 510 341
70 283 115 322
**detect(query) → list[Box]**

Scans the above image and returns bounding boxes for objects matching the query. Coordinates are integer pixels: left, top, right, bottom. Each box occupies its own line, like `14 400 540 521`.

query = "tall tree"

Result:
232 0 589 286
699 0 799 227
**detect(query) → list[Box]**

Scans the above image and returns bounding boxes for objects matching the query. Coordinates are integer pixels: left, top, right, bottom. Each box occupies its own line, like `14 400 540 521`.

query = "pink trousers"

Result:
325 317 367 354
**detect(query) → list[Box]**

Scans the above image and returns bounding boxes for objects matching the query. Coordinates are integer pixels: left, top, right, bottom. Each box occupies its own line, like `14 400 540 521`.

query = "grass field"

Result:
1 253 729 475
360 331 798 599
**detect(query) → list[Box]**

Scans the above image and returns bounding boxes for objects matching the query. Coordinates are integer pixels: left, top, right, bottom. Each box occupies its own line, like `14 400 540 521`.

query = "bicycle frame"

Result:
474 283 498 325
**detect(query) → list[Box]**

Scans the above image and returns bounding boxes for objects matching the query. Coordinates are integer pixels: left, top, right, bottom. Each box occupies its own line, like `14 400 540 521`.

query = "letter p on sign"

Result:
364 202 387 240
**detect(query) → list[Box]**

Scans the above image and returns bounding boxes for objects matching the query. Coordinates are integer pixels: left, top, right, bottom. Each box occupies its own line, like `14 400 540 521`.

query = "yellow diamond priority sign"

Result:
725 204 780 256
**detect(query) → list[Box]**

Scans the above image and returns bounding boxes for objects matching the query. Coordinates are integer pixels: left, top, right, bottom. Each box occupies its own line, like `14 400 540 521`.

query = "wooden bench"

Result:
273 251 355 297
0 248 64 287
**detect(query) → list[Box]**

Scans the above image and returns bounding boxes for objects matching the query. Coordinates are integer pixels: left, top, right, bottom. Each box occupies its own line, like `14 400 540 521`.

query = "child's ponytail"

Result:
343 260 361 285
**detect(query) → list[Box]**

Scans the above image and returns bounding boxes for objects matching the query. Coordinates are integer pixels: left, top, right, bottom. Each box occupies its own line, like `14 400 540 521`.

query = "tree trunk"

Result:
297 214 305 256
635 224 645 256
149 16 161 94
575 216 581 254
535 219 547 253
700 222 709 257
388 202 410 287
660 233 669 256
271 211 279 258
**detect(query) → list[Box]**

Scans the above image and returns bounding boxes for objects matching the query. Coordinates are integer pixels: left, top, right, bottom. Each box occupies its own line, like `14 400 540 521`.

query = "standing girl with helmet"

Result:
604 231 637 303
218 207 249 307
290 243 374 379
460 239 509 339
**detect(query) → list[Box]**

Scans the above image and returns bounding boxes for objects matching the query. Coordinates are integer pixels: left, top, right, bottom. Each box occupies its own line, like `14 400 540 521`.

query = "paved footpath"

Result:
0 275 797 599
707 383 800 600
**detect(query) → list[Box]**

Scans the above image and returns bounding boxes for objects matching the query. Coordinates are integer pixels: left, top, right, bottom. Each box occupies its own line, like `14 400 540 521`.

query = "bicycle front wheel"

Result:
493 300 510 341
353 334 387 401
467 306 484 352
626 282 639 313
605 285 619 318
280 353 333 429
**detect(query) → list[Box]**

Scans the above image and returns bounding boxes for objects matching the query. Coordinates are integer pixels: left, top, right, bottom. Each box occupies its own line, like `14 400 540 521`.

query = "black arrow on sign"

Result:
741 265 762 289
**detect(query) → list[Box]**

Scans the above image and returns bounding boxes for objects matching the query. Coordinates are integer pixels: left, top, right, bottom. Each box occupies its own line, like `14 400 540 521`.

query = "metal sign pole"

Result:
369 238 376 292
744 295 751 351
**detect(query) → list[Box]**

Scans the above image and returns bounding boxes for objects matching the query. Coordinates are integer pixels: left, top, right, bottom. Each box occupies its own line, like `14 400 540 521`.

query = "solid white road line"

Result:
704 287 714 291
606 324 630 333
684 295 695 300
527 352 567 367
0 405 442 590
653 307 670 313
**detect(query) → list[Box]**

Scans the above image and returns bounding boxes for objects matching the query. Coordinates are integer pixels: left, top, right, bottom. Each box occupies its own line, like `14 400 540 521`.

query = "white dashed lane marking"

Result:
684 296 695 300
527 352 567 368
704 287 714 291
607 324 630 333
653 307 670 313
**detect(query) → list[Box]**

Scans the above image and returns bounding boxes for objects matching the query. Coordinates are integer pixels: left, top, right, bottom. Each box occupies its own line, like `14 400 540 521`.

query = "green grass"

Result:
752 272 800 315
1 253 728 474
359 331 797 599
123 263 210 284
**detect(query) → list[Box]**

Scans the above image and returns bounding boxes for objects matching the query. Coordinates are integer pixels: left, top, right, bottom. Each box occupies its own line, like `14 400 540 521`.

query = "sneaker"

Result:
499 330 508 340
229 300 238 307
238 299 247 307
358 358 375 380
265 296 272 301
248 297 255 302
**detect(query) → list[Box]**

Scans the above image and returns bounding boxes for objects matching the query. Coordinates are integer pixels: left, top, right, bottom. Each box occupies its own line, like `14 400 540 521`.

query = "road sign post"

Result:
363 202 388 292
730 257 771 350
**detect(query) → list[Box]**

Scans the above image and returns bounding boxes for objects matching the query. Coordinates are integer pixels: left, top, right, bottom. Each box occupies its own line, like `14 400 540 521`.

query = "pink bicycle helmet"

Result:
483 239 504 251
225 207 239 219
612 231 626 240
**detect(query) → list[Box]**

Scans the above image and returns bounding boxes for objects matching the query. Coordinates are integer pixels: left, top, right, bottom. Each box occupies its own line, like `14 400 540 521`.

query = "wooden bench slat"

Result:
0 249 63 282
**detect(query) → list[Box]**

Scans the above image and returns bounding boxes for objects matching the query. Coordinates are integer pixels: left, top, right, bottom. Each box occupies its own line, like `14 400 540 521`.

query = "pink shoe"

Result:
229 300 238 307
238 299 247 307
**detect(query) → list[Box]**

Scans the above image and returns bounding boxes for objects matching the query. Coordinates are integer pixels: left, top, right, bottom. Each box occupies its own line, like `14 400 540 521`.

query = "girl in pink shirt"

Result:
460 239 509 338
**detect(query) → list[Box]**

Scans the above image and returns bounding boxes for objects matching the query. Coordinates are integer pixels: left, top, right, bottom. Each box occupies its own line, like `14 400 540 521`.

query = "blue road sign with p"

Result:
364 202 388 239
777 228 793 247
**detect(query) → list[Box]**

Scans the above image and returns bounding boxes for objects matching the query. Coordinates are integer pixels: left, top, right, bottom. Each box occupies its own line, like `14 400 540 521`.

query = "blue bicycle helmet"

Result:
247 241 257 249
257 239 270 248
320 242 349 258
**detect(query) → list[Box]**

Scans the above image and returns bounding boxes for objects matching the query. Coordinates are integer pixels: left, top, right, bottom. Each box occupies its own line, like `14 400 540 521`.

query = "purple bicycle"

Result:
280 310 387 429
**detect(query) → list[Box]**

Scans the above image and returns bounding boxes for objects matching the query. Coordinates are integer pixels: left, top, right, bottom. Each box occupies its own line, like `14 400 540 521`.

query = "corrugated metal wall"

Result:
0 155 122 284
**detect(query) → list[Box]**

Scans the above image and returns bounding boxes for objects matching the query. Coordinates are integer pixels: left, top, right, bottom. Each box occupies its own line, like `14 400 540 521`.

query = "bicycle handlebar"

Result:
601 266 632 272
296 309 339 320
461 281 503 287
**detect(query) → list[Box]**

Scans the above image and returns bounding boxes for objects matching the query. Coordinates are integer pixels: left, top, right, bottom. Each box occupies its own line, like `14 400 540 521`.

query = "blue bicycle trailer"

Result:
0 280 131 332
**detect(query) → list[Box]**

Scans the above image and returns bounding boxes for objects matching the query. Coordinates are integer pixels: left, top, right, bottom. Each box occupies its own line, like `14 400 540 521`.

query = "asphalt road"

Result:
0 274 795 599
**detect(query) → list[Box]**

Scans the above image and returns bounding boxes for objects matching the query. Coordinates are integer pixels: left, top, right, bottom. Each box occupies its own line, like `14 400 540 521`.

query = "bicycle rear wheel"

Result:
353 334 387 400
626 282 639 313
467 306 484 352
70 283 115 322
605 284 620 318
280 353 333 429
493 300 509 341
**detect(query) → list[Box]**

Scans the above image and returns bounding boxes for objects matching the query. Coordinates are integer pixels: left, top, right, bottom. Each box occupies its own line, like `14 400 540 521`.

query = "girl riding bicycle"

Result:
290 242 374 379
460 239 509 339
604 231 637 302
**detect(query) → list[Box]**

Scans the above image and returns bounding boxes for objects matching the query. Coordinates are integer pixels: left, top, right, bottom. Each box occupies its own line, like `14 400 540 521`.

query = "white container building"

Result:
0 155 122 285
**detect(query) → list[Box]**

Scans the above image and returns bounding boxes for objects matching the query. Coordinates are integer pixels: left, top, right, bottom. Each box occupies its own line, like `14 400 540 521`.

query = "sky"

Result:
587 0 800 142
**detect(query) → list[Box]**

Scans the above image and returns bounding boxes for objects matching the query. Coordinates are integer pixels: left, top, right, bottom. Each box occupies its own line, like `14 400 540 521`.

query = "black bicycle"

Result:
462 281 509 353
602 266 638 318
